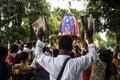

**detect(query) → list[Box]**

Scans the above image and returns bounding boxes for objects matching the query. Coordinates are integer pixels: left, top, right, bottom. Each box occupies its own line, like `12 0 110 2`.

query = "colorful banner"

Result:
32 17 46 36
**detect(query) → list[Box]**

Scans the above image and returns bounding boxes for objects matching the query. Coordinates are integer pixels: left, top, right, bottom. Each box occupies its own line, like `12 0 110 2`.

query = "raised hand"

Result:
81 28 87 49
113 32 120 58
81 15 94 44
85 28 93 44
116 32 120 44
37 28 44 40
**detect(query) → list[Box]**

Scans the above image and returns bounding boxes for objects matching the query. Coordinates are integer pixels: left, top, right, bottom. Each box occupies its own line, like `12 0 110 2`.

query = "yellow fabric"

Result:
13 63 29 74
109 76 115 80
109 59 119 80
112 59 119 69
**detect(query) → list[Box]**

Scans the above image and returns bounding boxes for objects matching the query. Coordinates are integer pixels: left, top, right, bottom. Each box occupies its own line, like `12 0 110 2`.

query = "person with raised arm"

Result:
34 27 97 80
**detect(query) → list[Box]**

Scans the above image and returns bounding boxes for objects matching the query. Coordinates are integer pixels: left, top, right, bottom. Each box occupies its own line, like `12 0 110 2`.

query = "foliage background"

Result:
0 0 119 49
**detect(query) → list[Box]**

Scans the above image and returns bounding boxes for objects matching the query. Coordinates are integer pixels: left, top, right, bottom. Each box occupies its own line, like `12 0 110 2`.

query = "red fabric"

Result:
37 66 44 71
6 54 21 66
82 65 92 80
74 51 81 58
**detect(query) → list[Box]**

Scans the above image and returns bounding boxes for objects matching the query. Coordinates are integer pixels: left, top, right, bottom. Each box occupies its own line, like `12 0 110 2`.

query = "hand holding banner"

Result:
81 15 95 32
32 17 46 36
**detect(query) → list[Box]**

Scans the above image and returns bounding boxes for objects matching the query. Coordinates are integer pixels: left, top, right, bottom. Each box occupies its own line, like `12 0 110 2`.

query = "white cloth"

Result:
35 40 97 80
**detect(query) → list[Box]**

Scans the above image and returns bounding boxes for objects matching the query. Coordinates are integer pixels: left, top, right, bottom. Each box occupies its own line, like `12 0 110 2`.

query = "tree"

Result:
23 0 50 41
86 0 120 32
86 0 120 48
0 0 50 43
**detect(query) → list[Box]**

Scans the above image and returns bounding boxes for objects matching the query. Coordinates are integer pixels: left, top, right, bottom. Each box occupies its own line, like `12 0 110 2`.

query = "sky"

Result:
46 0 88 11
46 0 107 41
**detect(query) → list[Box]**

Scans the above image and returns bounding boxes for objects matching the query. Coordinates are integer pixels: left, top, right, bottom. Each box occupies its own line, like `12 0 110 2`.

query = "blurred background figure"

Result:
0 45 12 80
6 44 21 66
12 51 33 80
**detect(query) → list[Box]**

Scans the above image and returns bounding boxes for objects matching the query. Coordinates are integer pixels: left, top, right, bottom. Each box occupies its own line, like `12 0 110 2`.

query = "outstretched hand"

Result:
113 32 120 58
81 15 94 44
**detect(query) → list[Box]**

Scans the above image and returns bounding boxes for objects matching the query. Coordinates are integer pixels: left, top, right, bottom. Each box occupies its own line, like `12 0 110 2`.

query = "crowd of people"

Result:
0 26 120 80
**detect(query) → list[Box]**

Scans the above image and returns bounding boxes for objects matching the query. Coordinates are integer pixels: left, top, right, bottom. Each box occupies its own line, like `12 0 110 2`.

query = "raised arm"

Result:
34 28 57 75
81 28 88 55
75 17 97 70
113 32 120 59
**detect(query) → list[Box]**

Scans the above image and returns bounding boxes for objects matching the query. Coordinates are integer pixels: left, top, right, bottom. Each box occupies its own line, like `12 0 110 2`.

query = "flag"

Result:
68 1 72 9
32 17 46 36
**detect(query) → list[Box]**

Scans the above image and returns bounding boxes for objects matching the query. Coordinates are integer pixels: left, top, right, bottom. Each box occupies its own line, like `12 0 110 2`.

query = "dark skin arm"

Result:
80 28 88 55
82 21 93 44
113 32 120 59
81 28 88 48
80 16 94 55
37 27 47 52
37 28 44 41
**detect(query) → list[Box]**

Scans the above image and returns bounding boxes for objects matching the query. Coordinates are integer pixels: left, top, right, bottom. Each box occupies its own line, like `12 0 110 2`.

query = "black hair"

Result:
70 51 74 58
53 49 59 57
97 47 106 54
26 42 32 48
59 36 73 51
32 41 36 47
10 44 19 53
99 49 113 63
99 49 113 79
0 45 8 58
74 46 79 49
74 45 81 51
43 47 50 53
20 51 29 60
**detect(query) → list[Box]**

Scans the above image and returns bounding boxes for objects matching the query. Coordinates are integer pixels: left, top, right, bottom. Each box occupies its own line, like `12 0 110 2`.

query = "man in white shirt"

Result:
34 27 97 80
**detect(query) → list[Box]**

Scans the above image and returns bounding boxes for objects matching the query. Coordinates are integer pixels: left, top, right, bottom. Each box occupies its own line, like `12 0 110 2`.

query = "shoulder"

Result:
112 59 119 68
13 64 21 69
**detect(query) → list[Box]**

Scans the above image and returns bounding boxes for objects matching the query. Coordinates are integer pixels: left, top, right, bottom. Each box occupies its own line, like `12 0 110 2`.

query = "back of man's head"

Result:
20 51 29 61
59 36 73 51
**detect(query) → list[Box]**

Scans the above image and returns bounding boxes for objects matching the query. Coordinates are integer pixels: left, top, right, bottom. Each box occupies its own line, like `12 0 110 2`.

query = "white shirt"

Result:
35 40 97 80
